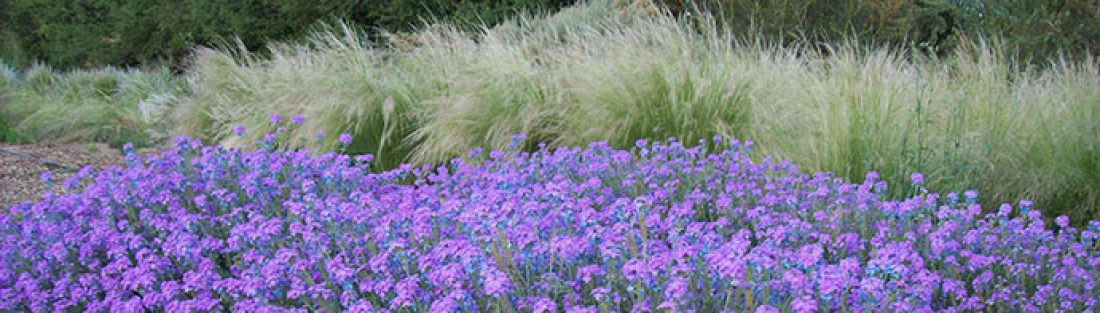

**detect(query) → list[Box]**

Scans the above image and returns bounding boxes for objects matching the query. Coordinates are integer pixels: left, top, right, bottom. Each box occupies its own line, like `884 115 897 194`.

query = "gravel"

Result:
0 142 130 212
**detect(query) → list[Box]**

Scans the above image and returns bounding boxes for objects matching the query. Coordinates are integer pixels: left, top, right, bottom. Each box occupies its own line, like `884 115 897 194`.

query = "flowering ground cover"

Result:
2 116 1098 312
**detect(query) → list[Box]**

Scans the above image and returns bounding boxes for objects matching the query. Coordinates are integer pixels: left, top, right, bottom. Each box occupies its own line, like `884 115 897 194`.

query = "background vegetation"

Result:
657 0 1100 67
0 0 576 70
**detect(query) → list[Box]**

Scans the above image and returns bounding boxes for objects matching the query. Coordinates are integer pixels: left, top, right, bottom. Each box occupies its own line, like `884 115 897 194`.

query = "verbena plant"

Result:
2 117 1098 311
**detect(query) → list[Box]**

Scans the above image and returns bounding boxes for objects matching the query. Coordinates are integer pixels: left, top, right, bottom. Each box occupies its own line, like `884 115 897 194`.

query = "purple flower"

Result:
269 114 282 124
591 287 610 300
428 294 459 313
1027 210 1042 220
533 297 556 313
354 154 374 165
315 131 325 139
233 125 247 136
964 190 978 202
865 171 880 183
390 277 418 309
566 305 600 313
621 258 647 281
795 243 824 268
910 172 924 185
39 171 51 183
755 305 779 313
577 265 604 283
482 268 512 296
791 296 818 313
291 115 305 125
663 276 689 300
264 133 277 142
1056 215 1070 228
339 133 352 145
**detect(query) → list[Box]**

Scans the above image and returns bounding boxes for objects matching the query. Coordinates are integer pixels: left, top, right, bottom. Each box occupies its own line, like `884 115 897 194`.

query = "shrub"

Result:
659 0 1100 67
0 0 577 70
2 130 1098 311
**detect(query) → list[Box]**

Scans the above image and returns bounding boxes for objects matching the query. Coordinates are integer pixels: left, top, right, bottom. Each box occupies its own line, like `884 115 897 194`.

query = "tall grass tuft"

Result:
1 64 183 147
176 0 1100 223
0 59 16 90
0 59 19 142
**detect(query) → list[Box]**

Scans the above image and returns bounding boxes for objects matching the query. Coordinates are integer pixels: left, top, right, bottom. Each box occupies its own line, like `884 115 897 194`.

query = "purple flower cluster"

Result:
2 131 1098 312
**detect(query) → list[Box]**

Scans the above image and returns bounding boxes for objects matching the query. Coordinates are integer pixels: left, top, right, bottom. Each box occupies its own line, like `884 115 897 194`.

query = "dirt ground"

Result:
0 142 131 211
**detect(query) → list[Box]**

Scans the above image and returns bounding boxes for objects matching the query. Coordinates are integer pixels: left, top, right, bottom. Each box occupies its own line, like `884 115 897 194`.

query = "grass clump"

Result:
0 63 184 148
175 0 1100 223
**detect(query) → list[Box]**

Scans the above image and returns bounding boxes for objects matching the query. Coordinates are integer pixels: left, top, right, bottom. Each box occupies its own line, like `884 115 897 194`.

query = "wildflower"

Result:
39 171 51 185
533 297 557 313
791 296 818 313
339 133 352 145
482 268 512 296
269 114 282 124
1027 210 1042 220
1020 200 1033 211
291 115 305 125
592 287 610 300
865 171 880 183
911 172 924 185
233 125 247 136
795 243 824 268
621 258 647 281
663 276 689 300
755 305 779 313
428 295 459 313
1056 215 1070 228
964 190 978 203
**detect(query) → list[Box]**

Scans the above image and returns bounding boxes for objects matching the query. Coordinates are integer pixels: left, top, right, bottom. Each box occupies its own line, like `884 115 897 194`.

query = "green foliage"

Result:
0 30 29 70
0 0 578 70
658 0 1100 66
0 119 18 143
0 60 24 142
361 0 579 32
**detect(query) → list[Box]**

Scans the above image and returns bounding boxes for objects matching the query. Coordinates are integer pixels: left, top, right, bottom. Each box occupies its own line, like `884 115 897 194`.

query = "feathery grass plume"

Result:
176 24 427 171
0 60 18 142
743 37 1100 225
552 7 754 149
173 0 1100 223
3 64 182 147
0 59 16 91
